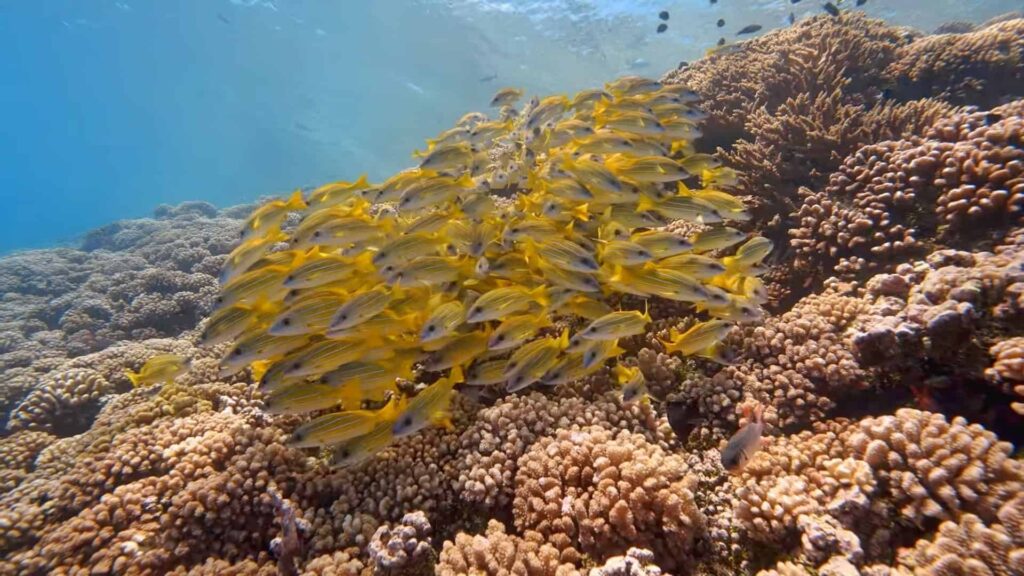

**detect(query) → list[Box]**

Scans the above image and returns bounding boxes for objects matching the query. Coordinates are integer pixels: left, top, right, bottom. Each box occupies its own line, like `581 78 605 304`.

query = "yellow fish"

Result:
488 314 551 351
422 331 491 371
269 291 348 336
503 332 569 392
661 320 734 356
600 240 654 265
490 87 524 108
595 111 665 138
391 368 463 437
398 174 475 213
420 300 466 343
125 354 190 388
327 286 393 332
690 227 747 253
605 76 662 97
466 285 549 323
307 174 373 208
239 190 306 242
525 95 569 131
215 265 291 310
220 228 289 284
465 358 508 386
631 231 693 257
200 303 263 346
263 382 347 415
282 339 392 379
613 364 651 405
579 309 651 341
418 143 473 172
563 294 614 320
636 195 723 224
220 333 310 377
287 397 400 448
524 237 600 273
723 236 773 272
607 266 707 302
330 421 397 469
538 262 602 293
372 234 446 269
570 88 612 111
656 254 727 279
580 338 625 369
605 155 689 183
283 252 374 290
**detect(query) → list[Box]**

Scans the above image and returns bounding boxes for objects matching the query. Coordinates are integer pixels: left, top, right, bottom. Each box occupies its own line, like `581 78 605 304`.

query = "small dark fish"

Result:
717 18 725 27
856 0 866 5
789 11 795 24
677 61 689 69
717 37 726 46
823 2 840 16
791 0 801 3
659 10 670 20
710 0 717 4
666 397 700 441
985 112 1004 125
736 24 762 35
217 12 231 24
479 73 498 83
656 23 668 33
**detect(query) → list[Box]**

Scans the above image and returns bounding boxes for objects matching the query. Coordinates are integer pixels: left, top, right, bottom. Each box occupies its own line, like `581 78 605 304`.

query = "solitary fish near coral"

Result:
721 403 765 473
125 354 190 388
736 24 762 35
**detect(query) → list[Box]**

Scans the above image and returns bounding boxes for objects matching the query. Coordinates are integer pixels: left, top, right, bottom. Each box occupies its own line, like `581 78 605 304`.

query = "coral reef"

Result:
1 10 1023 576
0 203 245 421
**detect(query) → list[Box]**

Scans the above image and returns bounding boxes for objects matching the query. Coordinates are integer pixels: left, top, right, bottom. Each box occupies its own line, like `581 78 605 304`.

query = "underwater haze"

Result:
1 0 1021 253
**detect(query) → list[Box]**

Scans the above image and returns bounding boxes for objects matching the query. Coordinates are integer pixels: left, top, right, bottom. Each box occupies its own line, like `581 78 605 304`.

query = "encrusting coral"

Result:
1 10 1023 576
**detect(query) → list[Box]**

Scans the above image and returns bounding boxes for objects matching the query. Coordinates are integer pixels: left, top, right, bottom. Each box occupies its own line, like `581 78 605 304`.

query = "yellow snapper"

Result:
327 287 392 332
490 87 524 108
331 421 397 469
613 364 651 405
657 254 727 279
661 320 734 356
287 397 401 448
631 231 693 257
307 174 373 208
282 339 393 378
215 265 291 310
391 369 462 438
524 237 600 273
605 155 689 183
723 236 773 272
239 190 306 242
283 252 373 290
420 300 466 344
579 309 651 341
220 333 310 376
690 227 747 253
200 303 264 346
263 382 347 415
503 332 568 392
125 354 191 388
398 174 475 213
605 76 662 97
418 142 473 172
538 262 602 293
600 240 654 265
636 195 723 224
220 228 288 284
372 234 446 270
422 330 491 371
465 358 509 386
571 88 612 111
269 291 347 336
488 314 551 351
580 338 625 369
466 285 548 323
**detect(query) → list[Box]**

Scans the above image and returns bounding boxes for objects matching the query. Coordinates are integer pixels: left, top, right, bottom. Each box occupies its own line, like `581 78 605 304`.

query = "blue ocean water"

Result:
1 0 1018 254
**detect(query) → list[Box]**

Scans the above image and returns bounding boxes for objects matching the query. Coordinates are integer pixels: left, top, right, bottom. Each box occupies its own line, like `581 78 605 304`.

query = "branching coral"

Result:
791 100 1024 280
886 19 1024 107
437 520 581 576
513 426 704 570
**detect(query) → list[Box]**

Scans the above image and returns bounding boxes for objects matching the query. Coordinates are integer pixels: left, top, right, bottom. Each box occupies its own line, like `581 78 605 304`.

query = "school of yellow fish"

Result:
205 75 771 468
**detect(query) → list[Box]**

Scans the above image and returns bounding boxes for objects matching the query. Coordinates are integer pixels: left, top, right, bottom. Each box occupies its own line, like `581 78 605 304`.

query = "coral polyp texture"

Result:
1 11 1023 576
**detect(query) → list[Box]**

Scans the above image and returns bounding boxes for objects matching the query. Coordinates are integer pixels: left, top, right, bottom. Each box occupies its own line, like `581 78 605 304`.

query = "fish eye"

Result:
402 416 413 428
496 335 505 342
286 275 295 282
232 348 243 356
282 318 291 326
471 306 482 315
507 360 518 369
339 449 350 459
291 362 301 370
427 325 436 333
339 314 348 321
